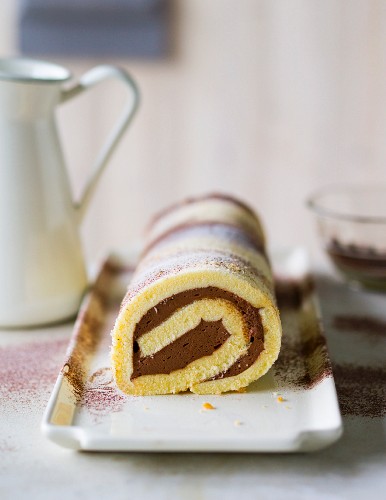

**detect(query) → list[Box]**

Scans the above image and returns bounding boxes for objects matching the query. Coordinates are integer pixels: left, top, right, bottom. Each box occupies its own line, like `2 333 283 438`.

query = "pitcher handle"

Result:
61 65 139 223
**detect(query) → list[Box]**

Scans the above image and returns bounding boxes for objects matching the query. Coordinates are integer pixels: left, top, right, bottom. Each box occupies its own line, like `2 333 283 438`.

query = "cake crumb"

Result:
277 396 285 403
202 402 215 410
233 420 242 427
143 406 149 411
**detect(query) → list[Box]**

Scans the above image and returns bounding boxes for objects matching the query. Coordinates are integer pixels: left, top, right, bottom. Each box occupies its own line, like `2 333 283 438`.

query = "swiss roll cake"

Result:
111 194 282 395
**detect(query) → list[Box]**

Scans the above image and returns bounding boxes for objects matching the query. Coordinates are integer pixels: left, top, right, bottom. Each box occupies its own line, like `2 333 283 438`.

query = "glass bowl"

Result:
307 185 386 291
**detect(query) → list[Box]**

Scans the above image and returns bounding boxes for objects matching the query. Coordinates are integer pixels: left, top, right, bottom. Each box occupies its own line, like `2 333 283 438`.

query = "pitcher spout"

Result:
0 58 71 119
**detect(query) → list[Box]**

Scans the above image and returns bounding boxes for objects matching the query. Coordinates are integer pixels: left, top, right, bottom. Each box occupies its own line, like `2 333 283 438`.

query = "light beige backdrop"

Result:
1 0 385 265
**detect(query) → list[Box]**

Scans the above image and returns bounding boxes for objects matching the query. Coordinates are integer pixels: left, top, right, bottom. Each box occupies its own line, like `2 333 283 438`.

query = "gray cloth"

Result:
18 0 170 58
20 0 161 15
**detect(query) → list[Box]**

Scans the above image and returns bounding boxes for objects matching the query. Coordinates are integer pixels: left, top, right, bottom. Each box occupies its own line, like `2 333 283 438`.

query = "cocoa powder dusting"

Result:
0 439 19 453
63 300 104 400
274 280 386 418
81 368 124 417
0 338 68 411
333 315 386 340
274 279 332 390
332 363 386 418
61 260 129 419
330 314 386 416
62 261 116 402
274 333 333 390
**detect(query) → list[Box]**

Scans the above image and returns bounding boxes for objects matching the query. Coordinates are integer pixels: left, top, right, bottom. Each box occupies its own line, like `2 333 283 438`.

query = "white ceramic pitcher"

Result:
0 58 139 328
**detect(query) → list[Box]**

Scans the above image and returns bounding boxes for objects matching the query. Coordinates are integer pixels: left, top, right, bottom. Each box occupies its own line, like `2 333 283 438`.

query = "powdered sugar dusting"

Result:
122 248 272 309
148 193 258 228
142 221 265 258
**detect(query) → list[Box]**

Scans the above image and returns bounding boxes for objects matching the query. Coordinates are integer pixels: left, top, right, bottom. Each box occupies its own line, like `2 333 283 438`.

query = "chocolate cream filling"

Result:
131 287 264 379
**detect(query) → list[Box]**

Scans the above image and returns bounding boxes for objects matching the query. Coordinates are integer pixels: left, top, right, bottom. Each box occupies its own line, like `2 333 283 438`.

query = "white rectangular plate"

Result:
42 248 342 452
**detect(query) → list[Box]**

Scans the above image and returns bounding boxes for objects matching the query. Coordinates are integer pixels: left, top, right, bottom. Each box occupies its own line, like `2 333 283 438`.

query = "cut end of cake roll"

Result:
111 194 282 395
